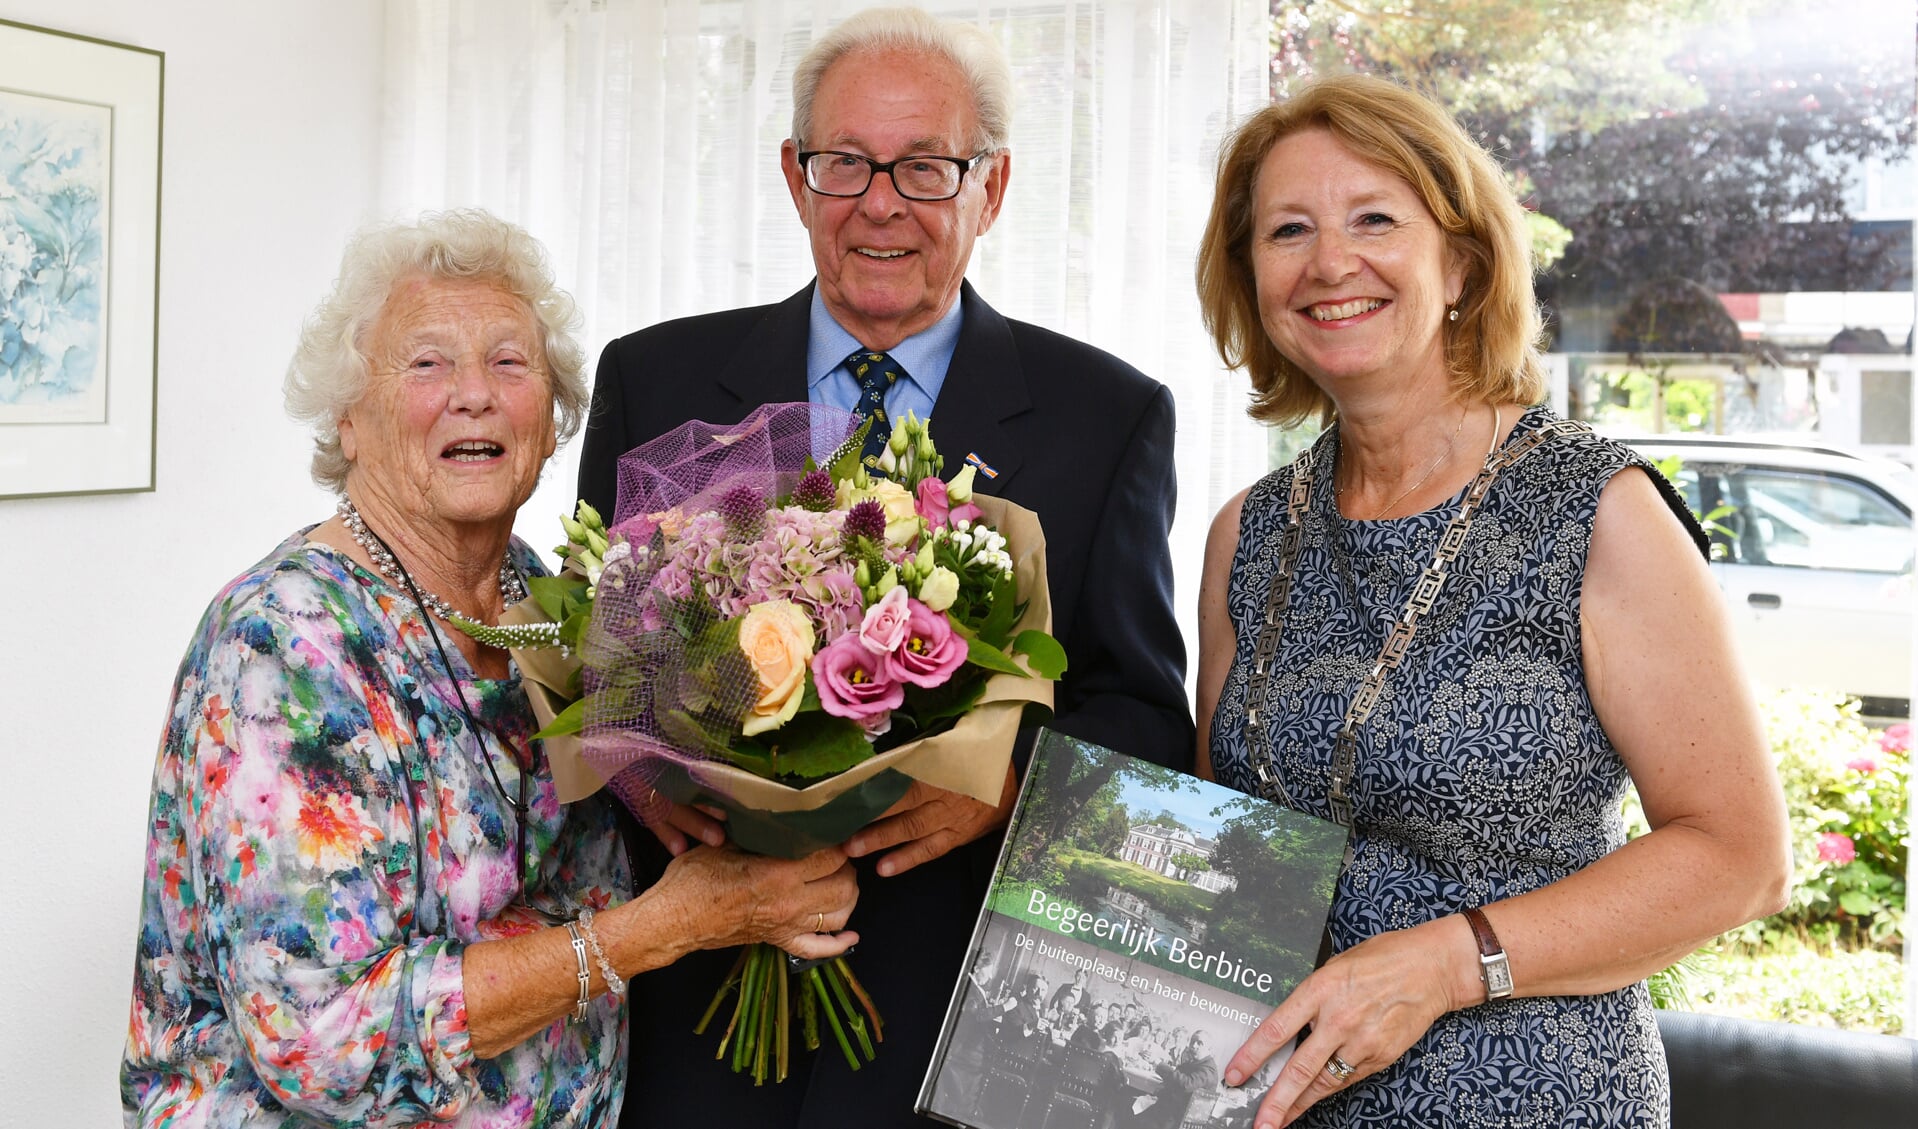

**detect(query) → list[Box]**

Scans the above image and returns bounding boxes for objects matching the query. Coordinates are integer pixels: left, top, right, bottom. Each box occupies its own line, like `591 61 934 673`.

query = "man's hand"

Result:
845 763 1019 876
642 794 728 857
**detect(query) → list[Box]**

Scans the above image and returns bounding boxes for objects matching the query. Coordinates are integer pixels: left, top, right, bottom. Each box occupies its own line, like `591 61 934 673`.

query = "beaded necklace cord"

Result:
337 495 535 888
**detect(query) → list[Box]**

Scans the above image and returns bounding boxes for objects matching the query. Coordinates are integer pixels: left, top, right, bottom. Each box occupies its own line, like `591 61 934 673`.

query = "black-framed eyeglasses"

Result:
798 150 991 201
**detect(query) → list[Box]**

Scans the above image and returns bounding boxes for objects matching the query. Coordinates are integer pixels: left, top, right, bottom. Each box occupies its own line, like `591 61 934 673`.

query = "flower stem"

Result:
727 947 763 1071
808 966 861 1071
822 959 876 1061
776 954 791 1082
695 947 750 1035
833 955 885 1042
753 950 773 1085
800 964 821 1051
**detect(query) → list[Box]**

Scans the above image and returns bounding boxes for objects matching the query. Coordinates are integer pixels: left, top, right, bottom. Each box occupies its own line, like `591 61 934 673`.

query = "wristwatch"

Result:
1462 906 1513 1001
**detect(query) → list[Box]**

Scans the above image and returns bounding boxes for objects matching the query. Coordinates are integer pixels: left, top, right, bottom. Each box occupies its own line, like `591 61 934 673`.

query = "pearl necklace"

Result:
337 497 527 623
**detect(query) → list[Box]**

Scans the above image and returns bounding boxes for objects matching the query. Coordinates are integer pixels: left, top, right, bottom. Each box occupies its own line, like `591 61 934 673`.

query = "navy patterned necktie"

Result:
848 350 906 471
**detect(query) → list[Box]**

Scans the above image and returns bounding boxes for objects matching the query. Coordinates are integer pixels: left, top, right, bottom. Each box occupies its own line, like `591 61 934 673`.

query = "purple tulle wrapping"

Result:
584 403 865 822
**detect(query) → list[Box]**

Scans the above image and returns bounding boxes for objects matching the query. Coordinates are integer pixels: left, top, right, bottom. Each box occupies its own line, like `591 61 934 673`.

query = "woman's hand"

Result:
1224 915 1476 1128
653 844 860 961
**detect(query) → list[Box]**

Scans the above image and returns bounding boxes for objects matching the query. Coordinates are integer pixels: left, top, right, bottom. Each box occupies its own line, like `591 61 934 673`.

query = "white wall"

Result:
0 3 384 1122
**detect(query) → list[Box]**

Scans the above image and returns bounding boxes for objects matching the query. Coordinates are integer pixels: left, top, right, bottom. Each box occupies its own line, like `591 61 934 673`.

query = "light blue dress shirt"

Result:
805 286 963 426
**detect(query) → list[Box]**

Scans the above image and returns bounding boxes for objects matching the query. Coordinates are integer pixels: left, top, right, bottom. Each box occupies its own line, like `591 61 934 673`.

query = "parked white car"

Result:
1619 434 1914 719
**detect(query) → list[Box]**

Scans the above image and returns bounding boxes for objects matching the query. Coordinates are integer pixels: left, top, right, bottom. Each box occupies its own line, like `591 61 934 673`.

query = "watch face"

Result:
1484 956 1514 998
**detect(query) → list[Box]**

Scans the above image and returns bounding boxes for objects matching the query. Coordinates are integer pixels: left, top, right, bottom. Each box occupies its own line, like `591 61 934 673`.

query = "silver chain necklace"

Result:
1241 410 1587 826
337 496 527 623
1335 405 1467 521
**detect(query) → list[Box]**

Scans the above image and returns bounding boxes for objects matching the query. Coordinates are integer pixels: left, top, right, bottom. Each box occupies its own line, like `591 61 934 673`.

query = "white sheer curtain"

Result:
381 0 1273 680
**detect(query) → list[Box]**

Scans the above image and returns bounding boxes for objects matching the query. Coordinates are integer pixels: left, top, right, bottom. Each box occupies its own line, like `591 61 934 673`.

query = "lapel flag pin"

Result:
964 452 999 478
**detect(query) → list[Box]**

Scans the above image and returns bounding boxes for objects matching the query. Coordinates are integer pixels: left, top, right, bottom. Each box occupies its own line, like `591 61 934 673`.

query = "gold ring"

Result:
814 912 826 933
1326 1054 1355 1082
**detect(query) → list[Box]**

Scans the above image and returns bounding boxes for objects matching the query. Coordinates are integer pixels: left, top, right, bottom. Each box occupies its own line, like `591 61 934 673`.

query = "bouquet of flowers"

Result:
459 402 1062 1084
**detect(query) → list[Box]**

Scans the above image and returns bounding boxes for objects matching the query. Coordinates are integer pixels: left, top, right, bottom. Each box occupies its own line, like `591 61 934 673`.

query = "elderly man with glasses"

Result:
578 8 1191 1126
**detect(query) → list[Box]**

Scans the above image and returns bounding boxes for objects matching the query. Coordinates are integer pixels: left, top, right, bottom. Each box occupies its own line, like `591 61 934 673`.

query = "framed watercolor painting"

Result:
0 19 162 499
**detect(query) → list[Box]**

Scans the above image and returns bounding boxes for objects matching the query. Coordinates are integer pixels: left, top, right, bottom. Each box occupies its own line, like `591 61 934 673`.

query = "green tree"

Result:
1145 810 1191 832
1169 850 1211 875
1008 737 1199 882
1202 804 1347 1002
1268 1 1913 351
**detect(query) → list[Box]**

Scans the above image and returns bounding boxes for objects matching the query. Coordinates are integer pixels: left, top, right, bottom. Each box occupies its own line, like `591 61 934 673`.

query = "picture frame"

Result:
0 19 162 500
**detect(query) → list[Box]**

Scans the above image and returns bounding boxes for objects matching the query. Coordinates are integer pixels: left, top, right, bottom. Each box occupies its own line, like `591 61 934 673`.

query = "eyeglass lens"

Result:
806 153 967 200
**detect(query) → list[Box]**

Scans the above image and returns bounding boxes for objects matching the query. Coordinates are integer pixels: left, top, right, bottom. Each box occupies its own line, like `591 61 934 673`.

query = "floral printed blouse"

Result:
123 532 630 1127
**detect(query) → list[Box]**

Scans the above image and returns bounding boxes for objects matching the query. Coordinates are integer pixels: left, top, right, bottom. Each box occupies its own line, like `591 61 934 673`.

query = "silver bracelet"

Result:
577 908 626 999
563 921 591 1022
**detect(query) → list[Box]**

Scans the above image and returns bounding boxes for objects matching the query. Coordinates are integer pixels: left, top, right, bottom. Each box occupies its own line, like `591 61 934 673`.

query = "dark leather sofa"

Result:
1657 1009 1917 1129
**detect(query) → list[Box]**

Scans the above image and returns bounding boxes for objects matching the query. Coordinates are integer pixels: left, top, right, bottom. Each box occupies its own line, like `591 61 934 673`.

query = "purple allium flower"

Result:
718 484 766 533
792 469 835 512
844 499 886 542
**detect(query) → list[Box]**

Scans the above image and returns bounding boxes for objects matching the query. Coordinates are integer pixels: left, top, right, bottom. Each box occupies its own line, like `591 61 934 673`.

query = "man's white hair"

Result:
791 6 1013 152
284 209 587 492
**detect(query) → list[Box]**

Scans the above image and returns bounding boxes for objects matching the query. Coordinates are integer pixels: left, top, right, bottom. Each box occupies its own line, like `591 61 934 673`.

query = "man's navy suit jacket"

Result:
576 280 1194 1129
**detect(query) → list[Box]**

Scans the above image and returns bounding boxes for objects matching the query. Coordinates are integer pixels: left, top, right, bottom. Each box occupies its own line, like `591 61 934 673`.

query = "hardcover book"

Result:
916 730 1348 1129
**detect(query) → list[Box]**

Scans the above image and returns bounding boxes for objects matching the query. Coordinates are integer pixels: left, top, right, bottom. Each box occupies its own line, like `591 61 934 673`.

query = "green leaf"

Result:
901 673 988 728
1010 630 1068 679
660 708 739 760
534 696 588 739
977 572 1022 647
527 575 586 621
748 712 874 779
828 418 872 481
1837 890 1879 916
558 610 592 652
946 616 1027 678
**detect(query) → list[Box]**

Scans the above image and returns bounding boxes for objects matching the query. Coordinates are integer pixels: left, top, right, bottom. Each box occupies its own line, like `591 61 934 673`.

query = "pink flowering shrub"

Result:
1753 690 1908 948
1814 832 1857 865
1877 722 1909 755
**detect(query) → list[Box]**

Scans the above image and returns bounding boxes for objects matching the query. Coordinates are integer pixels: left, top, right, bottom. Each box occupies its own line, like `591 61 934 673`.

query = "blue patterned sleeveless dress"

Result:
1208 405 1671 1128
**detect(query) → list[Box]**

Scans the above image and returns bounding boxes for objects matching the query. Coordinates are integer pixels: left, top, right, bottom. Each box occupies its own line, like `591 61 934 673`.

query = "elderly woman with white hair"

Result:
121 210 859 1128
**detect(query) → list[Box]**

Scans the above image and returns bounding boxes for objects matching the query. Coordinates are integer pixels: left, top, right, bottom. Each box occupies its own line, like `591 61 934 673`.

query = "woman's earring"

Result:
1448 307 1460 323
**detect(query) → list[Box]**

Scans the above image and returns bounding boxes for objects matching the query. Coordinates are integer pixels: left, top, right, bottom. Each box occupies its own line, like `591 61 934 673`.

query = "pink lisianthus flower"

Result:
1845 754 1881 774
1815 831 1857 865
915 476 983 530
858 585 912 654
887 599 968 688
812 633 904 721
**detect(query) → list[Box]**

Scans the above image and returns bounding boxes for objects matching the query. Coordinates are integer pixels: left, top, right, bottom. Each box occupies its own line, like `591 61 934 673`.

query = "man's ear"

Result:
973 149 1011 236
780 141 811 227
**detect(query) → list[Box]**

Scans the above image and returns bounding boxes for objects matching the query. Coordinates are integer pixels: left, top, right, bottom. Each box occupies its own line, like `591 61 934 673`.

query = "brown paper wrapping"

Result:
522 492 1053 809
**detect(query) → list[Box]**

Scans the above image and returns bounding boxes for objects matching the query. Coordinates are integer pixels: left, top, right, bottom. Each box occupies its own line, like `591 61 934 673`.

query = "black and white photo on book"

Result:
918 730 1347 1129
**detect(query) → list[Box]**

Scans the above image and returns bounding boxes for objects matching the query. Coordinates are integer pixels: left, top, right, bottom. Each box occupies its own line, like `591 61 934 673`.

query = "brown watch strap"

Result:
1462 906 1503 958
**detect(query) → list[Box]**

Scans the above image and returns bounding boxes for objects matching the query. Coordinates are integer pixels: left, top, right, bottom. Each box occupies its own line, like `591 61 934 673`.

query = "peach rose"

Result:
737 600 815 736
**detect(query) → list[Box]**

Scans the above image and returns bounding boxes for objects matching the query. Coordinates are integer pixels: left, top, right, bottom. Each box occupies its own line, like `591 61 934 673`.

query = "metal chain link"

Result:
1241 417 1587 826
